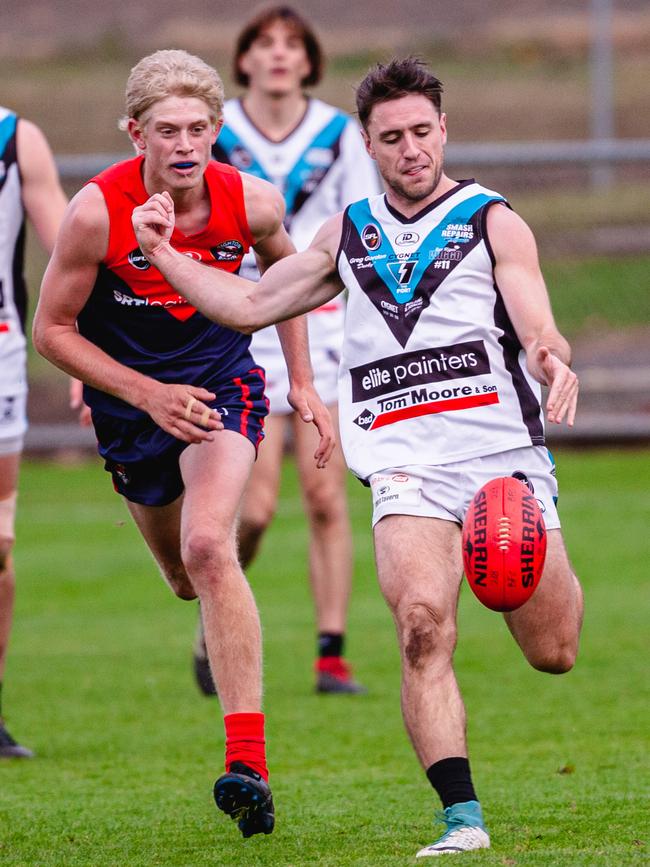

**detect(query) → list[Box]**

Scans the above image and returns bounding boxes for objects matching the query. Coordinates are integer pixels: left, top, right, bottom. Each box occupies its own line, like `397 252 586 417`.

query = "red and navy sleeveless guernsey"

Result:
77 156 254 419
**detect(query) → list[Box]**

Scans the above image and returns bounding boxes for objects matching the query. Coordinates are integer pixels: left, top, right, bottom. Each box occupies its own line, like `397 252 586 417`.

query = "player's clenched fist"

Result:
132 191 175 259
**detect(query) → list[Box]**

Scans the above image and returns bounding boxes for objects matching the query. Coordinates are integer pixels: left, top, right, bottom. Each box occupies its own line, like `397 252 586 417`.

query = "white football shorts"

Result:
0 391 27 455
368 445 560 530
250 302 344 414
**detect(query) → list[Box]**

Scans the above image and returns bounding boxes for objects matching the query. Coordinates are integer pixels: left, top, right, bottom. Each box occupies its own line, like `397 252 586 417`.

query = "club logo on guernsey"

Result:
211 239 244 262
387 259 417 290
361 223 381 251
127 248 151 271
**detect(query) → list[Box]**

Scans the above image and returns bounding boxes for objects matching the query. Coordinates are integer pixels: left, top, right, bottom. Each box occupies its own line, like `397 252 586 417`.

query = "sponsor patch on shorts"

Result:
370 472 421 511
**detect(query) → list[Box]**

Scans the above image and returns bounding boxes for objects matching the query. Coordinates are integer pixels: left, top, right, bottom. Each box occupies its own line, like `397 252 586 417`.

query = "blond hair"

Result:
119 49 224 130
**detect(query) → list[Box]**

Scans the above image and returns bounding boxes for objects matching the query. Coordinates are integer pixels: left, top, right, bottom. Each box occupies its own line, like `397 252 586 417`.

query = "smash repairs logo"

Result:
361 223 381 251
127 248 151 271
350 340 490 401
441 223 474 241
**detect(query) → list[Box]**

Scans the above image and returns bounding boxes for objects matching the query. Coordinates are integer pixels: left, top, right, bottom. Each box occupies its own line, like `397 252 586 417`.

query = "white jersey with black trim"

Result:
336 180 546 481
0 107 27 397
213 97 381 363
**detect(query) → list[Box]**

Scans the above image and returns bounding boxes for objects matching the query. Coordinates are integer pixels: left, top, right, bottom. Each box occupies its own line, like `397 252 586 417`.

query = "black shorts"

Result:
94 367 268 506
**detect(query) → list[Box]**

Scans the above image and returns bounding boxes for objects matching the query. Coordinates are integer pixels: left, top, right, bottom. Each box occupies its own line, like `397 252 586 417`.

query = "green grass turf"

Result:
1 450 648 865
543 256 650 336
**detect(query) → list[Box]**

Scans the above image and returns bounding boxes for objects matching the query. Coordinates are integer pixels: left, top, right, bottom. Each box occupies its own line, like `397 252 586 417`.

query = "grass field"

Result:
0 450 648 865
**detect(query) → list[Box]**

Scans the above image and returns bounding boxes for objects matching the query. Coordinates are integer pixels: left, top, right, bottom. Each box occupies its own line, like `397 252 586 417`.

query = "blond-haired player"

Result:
34 49 333 837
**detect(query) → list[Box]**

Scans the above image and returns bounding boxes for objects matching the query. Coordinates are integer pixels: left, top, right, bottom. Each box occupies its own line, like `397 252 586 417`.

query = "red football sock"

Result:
224 712 268 781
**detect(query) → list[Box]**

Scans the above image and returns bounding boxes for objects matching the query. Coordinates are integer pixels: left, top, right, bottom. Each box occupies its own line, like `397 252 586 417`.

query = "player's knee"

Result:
182 528 235 586
530 644 577 675
397 601 457 670
303 482 344 528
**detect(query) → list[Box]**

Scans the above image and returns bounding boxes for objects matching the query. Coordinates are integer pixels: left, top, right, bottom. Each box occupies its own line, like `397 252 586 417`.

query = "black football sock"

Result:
318 632 344 658
426 757 478 808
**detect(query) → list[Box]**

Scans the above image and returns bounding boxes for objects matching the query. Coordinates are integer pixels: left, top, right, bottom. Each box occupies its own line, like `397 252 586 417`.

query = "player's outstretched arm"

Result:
132 193 344 332
33 186 222 444
487 204 579 426
242 175 335 467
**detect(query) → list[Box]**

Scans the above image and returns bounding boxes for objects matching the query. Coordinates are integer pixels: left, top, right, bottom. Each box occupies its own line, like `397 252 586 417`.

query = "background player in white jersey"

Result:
132 57 584 858
0 109 67 757
192 5 382 696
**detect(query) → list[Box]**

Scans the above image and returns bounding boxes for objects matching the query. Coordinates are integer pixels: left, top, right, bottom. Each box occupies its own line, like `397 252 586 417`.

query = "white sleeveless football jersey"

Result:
0 107 27 397
214 98 381 408
336 180 546 481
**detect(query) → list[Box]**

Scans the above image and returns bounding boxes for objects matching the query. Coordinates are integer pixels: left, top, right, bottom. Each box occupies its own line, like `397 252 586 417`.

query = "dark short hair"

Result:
356 57 444 130
233 5 324 88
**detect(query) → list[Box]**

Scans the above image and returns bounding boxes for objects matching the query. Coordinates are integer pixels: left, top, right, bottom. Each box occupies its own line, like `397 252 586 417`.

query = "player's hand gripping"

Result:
530 345 579 426
141 381 224 444
287 383 336 468
132 191 175 260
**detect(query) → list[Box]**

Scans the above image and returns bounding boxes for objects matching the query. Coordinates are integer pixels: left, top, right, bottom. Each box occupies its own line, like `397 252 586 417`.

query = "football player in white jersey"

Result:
132 57 584 858
192 5 381 696
0 110 67 757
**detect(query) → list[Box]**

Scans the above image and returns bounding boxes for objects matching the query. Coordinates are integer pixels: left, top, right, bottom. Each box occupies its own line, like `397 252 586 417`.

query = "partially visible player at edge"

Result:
0 108 67 758
33 49 334 838
190 4 381 697
130 58 584 857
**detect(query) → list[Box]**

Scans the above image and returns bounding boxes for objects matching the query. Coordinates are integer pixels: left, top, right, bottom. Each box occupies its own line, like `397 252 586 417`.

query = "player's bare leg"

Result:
0 452 32 758
374 515 467 764
126 495 195 599
179 431 261 711
374 514 489 856
504 529 584 673
129 432 273 835
293 405 363 693
181 431 273 836
192 414 285 695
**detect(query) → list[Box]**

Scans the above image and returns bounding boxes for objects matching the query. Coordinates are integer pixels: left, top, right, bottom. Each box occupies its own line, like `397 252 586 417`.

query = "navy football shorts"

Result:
93 366 268 507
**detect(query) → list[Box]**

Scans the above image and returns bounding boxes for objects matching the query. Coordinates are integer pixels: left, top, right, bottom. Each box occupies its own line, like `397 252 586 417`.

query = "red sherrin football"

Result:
462 476 547 612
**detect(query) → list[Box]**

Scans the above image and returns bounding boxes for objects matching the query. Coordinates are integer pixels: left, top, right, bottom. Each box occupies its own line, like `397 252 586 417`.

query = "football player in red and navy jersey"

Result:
33 49 334 839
